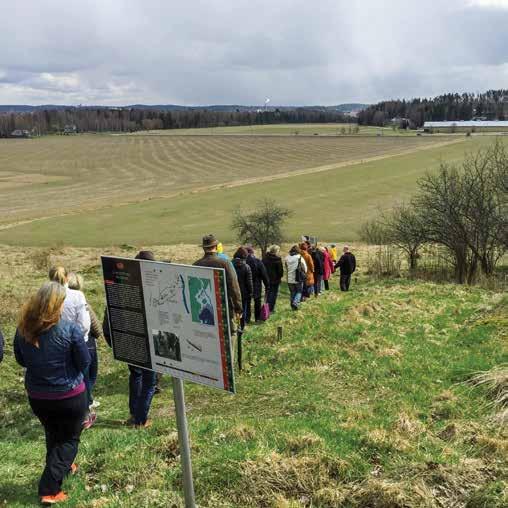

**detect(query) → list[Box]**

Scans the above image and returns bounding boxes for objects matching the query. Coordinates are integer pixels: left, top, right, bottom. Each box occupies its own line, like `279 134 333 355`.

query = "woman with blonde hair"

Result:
49 266 91 343
68 272 102 419
14 282 90 505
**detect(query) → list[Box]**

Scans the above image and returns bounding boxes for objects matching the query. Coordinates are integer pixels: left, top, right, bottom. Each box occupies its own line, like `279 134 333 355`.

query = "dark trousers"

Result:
324 279 330 290
340 273 352 291
253 297 262 321
128 365 156 425
244 297 252 324
314 274 323 295
83 346 98 407
29 391 88 496
266 283 280 312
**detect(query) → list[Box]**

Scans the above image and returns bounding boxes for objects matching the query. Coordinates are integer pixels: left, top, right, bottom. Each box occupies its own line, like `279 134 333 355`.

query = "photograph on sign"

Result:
102 256 235 393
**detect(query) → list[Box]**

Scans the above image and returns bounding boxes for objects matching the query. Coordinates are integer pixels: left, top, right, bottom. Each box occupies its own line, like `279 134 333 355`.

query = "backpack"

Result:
295 256 306 283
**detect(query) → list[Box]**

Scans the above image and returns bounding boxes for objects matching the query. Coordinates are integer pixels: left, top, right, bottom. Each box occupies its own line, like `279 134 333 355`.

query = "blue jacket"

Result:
14 320 90 395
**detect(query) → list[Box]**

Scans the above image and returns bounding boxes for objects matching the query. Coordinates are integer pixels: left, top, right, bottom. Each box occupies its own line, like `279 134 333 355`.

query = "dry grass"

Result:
0 134 451 226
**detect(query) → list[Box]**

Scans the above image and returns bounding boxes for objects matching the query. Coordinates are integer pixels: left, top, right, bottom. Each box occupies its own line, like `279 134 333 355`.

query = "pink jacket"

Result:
322 249 334 281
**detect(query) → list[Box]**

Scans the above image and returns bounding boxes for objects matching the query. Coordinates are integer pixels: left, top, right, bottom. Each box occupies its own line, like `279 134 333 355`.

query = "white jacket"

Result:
285 254 307 284
62 287 91 341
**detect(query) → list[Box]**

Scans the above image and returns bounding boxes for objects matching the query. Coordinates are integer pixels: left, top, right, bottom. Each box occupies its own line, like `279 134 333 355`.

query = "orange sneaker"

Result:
40 491 68 504
70 463 78 475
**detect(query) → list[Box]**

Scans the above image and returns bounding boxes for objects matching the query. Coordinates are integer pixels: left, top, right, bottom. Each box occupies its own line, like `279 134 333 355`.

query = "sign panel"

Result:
102 256 235 393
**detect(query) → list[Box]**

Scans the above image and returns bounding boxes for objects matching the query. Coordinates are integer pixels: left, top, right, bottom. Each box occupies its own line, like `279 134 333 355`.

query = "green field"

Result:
129 123 415 136
0 135 497 247
0 245 506 507
0 132 454 229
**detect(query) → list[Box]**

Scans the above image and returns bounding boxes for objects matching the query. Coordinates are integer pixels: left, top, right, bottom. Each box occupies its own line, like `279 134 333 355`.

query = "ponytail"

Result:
48 266 68 286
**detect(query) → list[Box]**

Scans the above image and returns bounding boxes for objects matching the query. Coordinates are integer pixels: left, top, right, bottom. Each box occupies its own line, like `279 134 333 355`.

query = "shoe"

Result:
40 491 68 505
70 463 78 475
135 419 152 429
90 400 100 409
82 412 97 430
125 415 135 426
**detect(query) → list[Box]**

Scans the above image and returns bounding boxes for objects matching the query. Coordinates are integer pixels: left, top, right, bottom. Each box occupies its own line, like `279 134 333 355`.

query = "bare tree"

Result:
384 203 426 271
231 199 292 256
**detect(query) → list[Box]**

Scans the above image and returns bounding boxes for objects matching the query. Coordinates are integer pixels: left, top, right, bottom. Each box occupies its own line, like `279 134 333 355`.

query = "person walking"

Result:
245 246 269 323
49 266 91 340
285 245 307 310
298 243 315 300
49 266 94 428
232 247 253 343
67 273 102 417
321 247 335 291
335 245 357 291
0 327 4 363
14 282 90 505
310 245 324 297
103 251 158 428
262 245 284 312
194 235 243 320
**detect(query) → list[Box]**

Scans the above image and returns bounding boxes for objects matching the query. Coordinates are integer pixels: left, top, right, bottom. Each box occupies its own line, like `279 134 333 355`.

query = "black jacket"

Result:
232 258 253 303
262 253 284 285
335 252 356 275
246 254 270 298
311 248 324 276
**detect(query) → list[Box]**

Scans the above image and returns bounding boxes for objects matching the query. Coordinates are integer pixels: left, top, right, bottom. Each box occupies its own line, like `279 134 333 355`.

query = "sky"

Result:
1 0 508 106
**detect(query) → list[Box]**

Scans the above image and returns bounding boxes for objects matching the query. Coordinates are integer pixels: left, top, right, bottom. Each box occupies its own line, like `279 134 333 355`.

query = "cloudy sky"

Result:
1 0 508 106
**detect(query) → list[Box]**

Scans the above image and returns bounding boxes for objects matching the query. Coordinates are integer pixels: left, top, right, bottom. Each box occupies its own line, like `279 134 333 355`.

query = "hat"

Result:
202 234 219 249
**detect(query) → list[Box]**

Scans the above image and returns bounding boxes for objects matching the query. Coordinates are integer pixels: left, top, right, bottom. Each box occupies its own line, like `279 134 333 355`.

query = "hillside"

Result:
0 244 506 507
0 133 478 246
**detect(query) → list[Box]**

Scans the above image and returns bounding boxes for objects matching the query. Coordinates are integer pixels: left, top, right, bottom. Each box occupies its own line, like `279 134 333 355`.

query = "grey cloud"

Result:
0 0 507 105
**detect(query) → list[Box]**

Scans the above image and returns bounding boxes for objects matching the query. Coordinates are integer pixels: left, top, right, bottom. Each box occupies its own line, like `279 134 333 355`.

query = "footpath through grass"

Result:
0 245 506 507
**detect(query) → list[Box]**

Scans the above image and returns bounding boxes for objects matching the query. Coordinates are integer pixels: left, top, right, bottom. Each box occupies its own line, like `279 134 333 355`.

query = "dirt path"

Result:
0 138 464 232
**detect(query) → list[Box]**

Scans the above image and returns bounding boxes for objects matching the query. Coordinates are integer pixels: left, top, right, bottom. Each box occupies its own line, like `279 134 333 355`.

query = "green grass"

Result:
0 245 506 507
0 136 497 247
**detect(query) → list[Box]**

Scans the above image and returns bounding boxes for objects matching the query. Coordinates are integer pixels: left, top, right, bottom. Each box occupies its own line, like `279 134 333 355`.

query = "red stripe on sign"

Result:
214 271 228 391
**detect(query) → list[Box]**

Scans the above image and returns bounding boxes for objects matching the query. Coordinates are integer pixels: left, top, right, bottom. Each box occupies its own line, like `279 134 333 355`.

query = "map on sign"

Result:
188 276 215 326
102 257 235 393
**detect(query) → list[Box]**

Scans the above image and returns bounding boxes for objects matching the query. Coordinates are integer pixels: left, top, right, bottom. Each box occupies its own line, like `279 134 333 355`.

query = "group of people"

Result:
0 236 355 505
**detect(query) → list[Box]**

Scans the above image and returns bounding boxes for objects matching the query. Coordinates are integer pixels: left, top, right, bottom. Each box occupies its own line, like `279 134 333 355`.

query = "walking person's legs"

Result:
324 279 330 291
245 297 252 324
254 297 262 321
128 365 143 421
30 391 88 497
133 369 157 426
267 283 279 312
345 274 352 291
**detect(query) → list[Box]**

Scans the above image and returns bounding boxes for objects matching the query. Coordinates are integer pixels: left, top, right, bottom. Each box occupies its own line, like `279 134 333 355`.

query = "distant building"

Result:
423 120 508 133
10 129 31 138
63 124 77 134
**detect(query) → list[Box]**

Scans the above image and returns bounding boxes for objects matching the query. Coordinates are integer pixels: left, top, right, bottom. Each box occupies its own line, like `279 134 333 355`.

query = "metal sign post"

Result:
172 377 196 508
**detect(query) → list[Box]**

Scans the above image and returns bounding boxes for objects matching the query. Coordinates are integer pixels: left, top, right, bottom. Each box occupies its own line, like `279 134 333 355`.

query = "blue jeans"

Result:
83 345 98 407
288 282 303 308
266 283 280 311
128 365 156 425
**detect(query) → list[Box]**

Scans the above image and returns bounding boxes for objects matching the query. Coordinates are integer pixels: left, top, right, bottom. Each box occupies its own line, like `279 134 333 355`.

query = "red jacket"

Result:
322 249 334 281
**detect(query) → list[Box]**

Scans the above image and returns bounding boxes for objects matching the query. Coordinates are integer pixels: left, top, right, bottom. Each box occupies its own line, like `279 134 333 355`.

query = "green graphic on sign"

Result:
188 276 215 326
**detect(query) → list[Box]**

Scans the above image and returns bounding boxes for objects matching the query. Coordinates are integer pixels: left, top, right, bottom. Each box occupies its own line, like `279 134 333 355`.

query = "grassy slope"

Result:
0 136 495 247
0 245 506 507
0 133 443 227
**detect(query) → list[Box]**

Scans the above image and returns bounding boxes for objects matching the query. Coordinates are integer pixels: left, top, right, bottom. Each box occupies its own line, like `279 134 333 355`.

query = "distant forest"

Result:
0 107 353 137
358 90 508 128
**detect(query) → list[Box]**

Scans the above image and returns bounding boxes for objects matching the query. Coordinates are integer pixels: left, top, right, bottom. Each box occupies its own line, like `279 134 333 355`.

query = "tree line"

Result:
0 107 353 137
360 141 508 284
358 90 508 128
